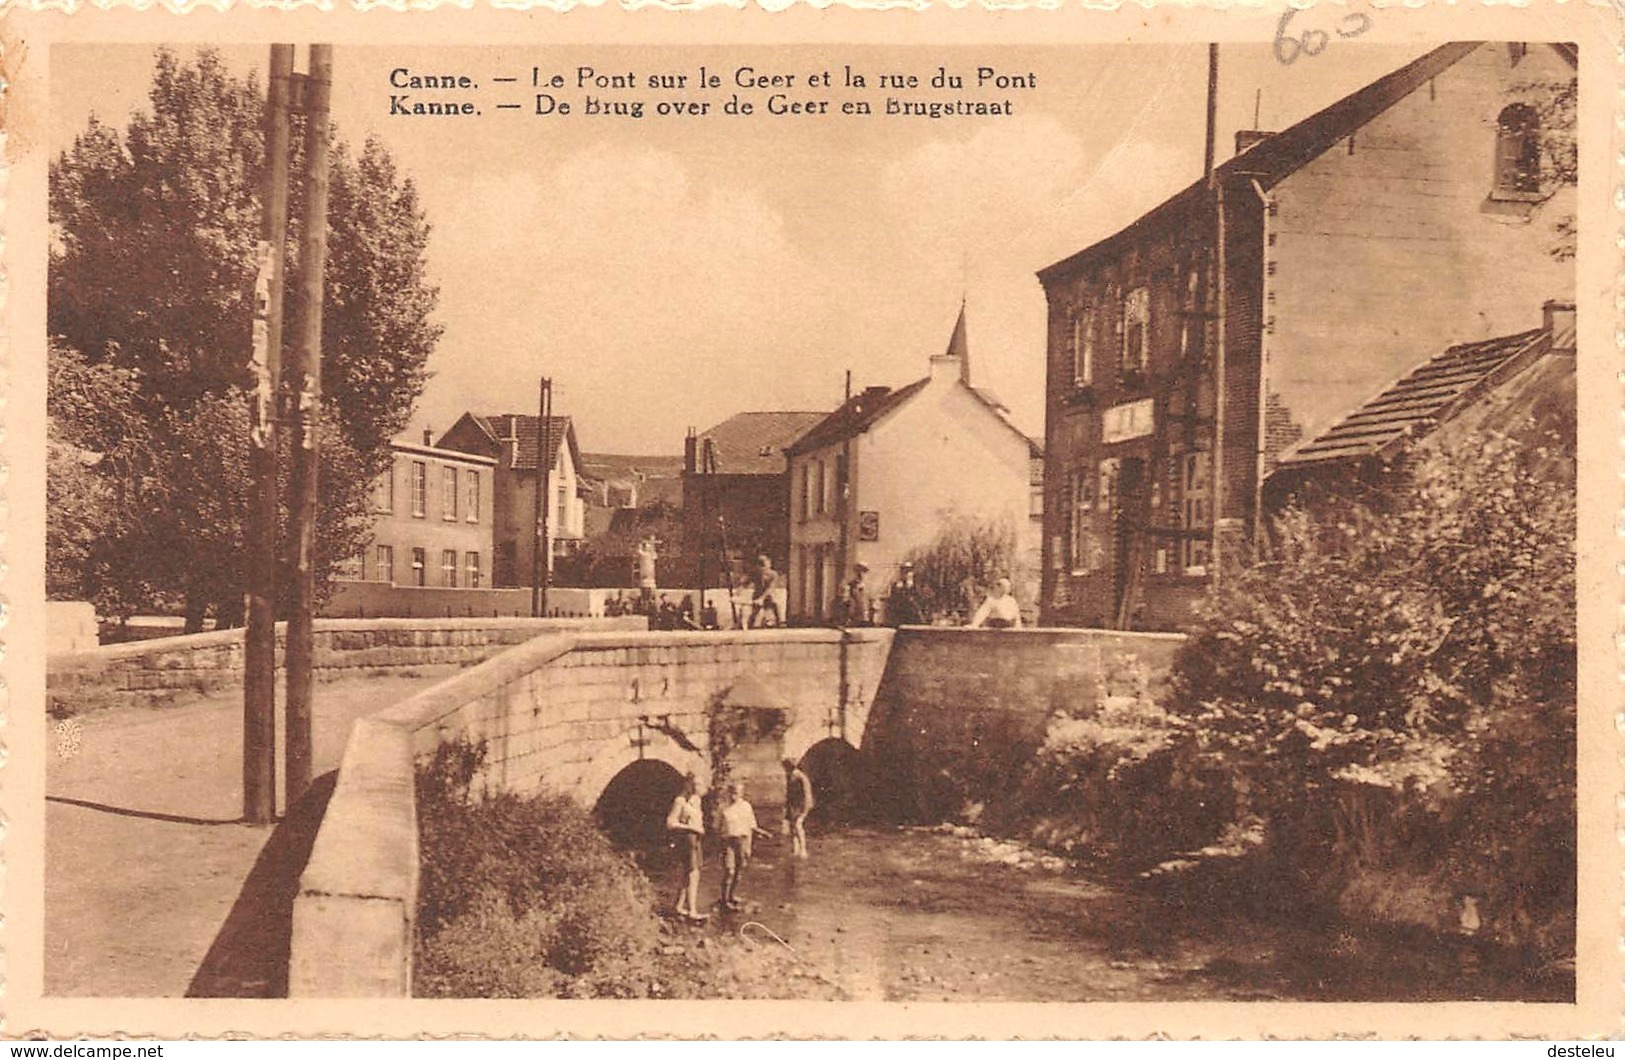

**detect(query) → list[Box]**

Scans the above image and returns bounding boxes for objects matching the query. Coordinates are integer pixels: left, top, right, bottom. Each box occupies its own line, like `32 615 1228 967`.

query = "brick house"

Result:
436 413 587 588
682 410 828 588
784 310 1043 623
1037 42 1576 630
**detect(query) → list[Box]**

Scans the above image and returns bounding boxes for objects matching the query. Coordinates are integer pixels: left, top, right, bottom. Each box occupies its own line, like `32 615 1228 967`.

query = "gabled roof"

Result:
783 379 931 457
439 413 581 473
694 411 830 475
1039 42 1575 283
1273 327 1550 471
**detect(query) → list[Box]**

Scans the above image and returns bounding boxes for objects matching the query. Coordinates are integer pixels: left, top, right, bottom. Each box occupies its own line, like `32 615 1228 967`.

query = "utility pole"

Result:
284 44 334 810
531 377 553 617
242 44 294 826
1206 42 1227 591
835 370 853 600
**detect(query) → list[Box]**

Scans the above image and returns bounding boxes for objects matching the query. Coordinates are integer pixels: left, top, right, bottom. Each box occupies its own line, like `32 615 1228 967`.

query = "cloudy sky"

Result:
52 41 1427 454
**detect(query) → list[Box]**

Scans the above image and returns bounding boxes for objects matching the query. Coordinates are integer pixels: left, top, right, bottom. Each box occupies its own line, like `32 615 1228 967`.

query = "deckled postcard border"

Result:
0 0 1619 1039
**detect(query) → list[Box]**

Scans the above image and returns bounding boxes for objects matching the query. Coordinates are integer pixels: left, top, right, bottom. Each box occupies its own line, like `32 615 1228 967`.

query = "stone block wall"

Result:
863 626 1186 819
46 616 647 716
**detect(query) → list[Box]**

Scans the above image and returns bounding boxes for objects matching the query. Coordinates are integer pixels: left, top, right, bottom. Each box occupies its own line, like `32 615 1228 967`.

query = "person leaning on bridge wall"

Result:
967 575 1022 629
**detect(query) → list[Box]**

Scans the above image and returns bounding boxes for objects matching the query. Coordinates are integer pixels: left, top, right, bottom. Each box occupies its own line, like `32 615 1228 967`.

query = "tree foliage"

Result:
1162 430 1575 947
898 510 1030 623
47 48 441 621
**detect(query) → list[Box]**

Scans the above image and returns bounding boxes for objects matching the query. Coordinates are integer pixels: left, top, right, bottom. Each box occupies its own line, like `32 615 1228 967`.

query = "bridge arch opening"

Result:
797 737 874 826
594 758 686 856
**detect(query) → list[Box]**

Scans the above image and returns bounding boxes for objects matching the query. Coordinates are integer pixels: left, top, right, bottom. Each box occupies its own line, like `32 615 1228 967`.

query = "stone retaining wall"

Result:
863 626 1187 820
46 616 647 716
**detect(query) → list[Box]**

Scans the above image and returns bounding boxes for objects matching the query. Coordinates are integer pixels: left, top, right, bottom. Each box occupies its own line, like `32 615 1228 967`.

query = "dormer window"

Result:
1493 103 1542 200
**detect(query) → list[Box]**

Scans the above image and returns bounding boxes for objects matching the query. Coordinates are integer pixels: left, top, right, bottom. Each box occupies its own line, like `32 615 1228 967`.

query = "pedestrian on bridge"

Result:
968 576 1022 630
666 773 708 923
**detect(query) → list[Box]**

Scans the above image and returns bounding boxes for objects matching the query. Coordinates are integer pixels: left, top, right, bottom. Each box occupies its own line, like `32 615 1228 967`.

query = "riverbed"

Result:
649 824 1569 1003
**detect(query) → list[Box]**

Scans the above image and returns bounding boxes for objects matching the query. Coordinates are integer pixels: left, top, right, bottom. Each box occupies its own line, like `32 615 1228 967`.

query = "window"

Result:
465 471 480 523
557 484 567 529
375 545 394 584
1069 465 1096 573
1072 307 1095 386
410 461 427 517
335 553 363 581
442 466 458 521
466 552 481 588
1494 103 1542 198
814 460 827 516
372 466 395 513
441 549 458 588
1181 451 1212 574
1029 459 1045 520
799 464 811 522
411 547 427 587
1122 287 1150 376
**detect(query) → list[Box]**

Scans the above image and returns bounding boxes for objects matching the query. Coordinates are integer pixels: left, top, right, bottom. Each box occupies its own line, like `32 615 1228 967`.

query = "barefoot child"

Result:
717 781 772 911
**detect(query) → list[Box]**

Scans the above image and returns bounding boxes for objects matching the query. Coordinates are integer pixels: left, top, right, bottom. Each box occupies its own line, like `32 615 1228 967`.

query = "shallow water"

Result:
647 824 1570 1003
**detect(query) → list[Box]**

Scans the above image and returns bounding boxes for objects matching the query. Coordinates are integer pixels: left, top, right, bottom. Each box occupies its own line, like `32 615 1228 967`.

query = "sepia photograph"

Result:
8 4 1614 1038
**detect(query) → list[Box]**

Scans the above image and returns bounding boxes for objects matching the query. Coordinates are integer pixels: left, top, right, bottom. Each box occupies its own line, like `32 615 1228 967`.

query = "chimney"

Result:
684 429 697 474
1234 129 1273 156
1543 299 1576 354
423 427 433 446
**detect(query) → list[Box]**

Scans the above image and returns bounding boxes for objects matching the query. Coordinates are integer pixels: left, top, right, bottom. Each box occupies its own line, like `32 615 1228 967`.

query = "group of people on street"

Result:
610 546 1023 631
664 758 815 923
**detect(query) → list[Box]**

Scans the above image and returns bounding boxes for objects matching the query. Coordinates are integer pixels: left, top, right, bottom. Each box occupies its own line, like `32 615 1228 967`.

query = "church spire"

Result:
944 299 970 385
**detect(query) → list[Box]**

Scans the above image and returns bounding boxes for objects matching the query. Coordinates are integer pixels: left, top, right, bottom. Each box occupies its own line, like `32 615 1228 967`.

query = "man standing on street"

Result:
886 561 926 626
748 554 782 628
842 562 872 627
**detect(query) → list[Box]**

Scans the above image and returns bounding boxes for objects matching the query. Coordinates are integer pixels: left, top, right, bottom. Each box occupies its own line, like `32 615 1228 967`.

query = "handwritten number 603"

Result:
1274 8 1373 65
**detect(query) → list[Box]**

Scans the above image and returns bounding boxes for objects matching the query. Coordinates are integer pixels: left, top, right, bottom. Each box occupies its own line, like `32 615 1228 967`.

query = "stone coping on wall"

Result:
367 625 894 738
892 624 1188 642
288 716 419 998
46 616 627 669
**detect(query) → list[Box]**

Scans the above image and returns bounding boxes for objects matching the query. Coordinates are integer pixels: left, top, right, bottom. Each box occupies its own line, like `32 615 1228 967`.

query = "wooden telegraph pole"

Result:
531 377 553 618
242 44 294 826
284 44 334 809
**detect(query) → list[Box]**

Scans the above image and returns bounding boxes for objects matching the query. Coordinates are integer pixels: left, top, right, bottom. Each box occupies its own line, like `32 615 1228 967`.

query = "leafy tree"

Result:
48 48 441 623
898 510 1030 623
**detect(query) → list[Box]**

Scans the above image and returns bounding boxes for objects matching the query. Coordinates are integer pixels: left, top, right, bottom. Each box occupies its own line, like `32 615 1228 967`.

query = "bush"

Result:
1161 431 1575 953
414 739 661 998
1008 697 1232 864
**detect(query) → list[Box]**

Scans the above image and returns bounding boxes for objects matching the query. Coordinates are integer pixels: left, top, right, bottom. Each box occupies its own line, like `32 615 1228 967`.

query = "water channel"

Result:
633 823 1570 1003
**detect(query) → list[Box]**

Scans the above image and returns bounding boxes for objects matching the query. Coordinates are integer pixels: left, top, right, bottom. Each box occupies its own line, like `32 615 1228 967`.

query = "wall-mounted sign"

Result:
858 510 880 542
1102 398 1155 444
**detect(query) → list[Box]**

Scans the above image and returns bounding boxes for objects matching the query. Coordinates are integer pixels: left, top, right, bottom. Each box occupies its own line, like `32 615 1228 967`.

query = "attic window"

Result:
1492 103 1543 200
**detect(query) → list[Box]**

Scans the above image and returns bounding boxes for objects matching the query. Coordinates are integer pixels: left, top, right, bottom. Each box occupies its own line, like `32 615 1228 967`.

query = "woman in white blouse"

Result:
968 576 1022 629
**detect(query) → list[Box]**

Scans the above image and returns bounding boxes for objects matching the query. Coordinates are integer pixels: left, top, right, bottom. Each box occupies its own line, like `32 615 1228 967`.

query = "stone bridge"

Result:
289 624 1186 995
